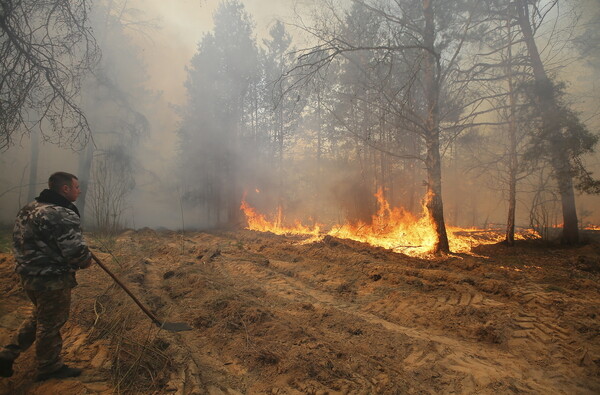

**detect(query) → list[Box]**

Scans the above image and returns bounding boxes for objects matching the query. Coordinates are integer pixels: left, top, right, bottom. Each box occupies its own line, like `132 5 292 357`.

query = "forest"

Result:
0 0 599 393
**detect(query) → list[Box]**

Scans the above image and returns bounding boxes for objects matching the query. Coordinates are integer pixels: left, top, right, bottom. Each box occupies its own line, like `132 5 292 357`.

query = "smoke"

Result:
1 0 599 236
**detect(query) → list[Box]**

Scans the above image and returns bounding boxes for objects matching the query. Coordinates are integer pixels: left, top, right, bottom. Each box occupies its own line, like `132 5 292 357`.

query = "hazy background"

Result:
0 0 314 228
1 0 599 236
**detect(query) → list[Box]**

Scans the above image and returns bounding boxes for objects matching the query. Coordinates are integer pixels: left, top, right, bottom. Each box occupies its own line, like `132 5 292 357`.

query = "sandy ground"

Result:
0 229 599 394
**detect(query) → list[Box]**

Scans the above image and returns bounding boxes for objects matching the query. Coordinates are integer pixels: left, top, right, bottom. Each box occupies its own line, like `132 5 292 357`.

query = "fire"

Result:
240 188 538 256
327 188 438 255
240 200 321 236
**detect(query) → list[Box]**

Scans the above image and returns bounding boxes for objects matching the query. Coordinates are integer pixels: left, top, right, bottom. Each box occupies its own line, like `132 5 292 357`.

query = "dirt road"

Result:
1 229 599 394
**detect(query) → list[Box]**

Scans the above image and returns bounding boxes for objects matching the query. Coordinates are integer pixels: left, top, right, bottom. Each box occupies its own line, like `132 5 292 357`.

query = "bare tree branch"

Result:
0 0 100 151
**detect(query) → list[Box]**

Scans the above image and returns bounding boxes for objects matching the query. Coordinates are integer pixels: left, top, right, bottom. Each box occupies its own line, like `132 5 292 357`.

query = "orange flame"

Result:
240 200 321 236
240 188 539 256
327 188 438 254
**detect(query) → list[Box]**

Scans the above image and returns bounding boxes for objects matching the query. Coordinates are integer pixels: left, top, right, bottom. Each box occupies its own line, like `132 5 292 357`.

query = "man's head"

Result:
48 172 81 202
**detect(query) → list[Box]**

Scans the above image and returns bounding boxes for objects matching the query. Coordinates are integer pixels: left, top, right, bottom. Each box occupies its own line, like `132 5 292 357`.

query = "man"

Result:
0 172 92 381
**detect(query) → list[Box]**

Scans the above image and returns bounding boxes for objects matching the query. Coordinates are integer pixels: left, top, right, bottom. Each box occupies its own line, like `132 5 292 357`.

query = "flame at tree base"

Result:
326 189 439 255
240 189 538 257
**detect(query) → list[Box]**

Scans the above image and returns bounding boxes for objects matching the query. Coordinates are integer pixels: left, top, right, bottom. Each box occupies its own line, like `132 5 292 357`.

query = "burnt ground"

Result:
0 229 599 394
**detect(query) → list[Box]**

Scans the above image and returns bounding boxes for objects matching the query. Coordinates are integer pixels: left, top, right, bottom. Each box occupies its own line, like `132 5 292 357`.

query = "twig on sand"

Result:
91 235 124 268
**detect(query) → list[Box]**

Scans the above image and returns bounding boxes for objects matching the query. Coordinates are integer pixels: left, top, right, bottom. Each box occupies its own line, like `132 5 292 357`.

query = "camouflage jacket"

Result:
13 193 91 285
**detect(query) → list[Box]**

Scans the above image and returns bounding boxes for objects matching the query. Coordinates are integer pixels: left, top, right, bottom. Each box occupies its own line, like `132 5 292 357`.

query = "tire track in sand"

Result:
214 253 581 394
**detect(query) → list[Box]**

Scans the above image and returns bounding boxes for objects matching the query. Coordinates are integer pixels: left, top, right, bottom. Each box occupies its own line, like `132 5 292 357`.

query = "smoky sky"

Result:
0 0 599 231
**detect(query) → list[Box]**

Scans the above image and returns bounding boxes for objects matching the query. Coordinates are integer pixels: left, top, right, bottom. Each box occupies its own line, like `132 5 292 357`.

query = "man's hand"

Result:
79 257 92 269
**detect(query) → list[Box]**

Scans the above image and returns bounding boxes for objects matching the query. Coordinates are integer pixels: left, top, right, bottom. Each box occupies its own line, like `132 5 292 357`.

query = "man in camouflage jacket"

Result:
0 172 92 382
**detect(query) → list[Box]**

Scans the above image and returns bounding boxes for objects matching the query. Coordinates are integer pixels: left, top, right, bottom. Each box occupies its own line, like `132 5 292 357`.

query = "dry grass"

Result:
89 290 172 393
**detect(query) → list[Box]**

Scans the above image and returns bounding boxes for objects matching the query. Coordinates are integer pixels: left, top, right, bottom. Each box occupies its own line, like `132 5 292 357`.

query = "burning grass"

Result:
241 189 539 257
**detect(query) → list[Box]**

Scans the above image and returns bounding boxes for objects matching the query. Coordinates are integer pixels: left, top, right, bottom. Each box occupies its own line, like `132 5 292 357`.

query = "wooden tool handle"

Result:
91 252 162 326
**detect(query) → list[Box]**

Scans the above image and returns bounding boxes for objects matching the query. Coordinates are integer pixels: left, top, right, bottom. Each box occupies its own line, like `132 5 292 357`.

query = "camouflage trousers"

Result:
0 288 71 375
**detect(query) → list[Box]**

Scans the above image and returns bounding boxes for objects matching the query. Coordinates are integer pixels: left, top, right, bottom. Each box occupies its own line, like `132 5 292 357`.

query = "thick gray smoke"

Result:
0 0 599 242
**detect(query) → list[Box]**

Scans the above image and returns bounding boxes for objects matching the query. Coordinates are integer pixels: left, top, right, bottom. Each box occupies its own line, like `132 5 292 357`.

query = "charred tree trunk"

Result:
422 0 450 254
77 142 94 223
505 19 518 246
277 87 285 225
314 89 323 223
226 96 246 228
379 115 387 195
27 128 39 202
516 0 579 244
408 135 419 214
226 149 242 228
506 119 518 245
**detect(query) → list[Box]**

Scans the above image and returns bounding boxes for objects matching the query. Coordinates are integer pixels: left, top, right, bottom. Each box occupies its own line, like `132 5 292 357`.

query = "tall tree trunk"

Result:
226 99 245 228
505 18 518 246
422 0 450 253
516 0 579 244
314 89 323 224
27 128 39 202
408 135 418 214
506 116 518 245
277 89 284 224
77 142 94 224
379 115 387 194
226 148 241 228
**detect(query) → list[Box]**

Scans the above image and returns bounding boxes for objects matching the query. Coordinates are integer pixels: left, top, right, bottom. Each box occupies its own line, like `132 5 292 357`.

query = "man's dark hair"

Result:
48 172 78 192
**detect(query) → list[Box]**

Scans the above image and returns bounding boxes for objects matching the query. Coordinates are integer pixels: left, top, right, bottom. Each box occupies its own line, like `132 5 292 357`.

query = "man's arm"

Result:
53 208 93 269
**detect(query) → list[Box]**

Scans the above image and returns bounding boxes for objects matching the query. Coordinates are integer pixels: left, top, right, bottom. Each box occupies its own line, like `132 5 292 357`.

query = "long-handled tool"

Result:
91 253 192 332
